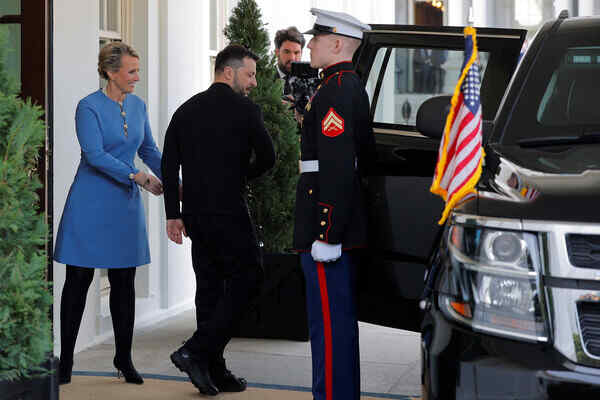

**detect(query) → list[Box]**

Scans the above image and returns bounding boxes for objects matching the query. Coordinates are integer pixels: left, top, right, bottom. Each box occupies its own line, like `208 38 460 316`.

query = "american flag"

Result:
430 27 485 225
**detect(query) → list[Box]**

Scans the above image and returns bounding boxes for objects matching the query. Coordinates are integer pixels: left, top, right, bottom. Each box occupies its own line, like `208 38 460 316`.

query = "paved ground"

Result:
73 308 421 398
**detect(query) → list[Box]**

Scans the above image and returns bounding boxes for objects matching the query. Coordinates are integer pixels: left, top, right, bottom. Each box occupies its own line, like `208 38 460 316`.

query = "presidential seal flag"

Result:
430 26 484 225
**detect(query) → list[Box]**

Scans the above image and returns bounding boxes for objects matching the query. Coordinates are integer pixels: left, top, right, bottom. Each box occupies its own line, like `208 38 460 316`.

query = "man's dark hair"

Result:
215 44 259 74
274 26 305 49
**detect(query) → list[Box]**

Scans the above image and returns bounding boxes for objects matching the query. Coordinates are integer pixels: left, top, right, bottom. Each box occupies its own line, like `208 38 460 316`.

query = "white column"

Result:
578 0 596 15
447 0 466 26
52 0 102 355
471 0 489 26
157 0 208 310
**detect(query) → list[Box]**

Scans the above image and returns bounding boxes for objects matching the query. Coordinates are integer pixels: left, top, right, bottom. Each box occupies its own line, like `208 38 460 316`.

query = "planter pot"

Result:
0 356 59 400
235 253 309 341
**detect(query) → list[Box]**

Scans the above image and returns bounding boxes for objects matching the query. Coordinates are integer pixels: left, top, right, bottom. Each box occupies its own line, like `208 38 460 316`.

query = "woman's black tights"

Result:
60 265 137 365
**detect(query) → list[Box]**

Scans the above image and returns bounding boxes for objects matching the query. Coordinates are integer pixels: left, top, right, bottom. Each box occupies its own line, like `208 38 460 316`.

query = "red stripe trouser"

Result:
301 252 360 400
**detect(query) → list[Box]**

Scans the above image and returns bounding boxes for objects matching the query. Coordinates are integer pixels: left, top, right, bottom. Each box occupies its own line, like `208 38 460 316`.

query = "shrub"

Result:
224 0 300 253
0 26 52 381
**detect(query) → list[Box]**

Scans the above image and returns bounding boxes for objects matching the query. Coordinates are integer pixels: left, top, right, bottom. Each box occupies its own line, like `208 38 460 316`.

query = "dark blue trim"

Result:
72 371 419 399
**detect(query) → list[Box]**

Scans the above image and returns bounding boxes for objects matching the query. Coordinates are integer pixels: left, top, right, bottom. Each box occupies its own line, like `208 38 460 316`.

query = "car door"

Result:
355 24 526 332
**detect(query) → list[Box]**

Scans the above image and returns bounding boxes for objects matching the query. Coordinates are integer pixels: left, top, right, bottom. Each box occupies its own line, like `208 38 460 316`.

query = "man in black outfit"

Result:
161 44 275 396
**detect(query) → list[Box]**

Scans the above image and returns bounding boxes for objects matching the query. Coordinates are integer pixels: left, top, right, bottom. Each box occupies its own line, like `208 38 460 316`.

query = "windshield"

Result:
536 46 600 127
502 27 600 144
497 24 600 174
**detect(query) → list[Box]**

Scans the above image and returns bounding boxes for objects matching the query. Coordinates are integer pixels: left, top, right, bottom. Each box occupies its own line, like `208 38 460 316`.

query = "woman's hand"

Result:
133 171 149 186
143 175 163 195
133 171 163 195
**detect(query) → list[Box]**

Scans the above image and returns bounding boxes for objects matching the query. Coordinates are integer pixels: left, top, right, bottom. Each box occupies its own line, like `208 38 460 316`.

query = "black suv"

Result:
356 11 600 399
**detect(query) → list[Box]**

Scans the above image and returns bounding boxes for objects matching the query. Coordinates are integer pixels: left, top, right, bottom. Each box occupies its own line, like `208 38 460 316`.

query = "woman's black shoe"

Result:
113 357 144 384
58 358 73 385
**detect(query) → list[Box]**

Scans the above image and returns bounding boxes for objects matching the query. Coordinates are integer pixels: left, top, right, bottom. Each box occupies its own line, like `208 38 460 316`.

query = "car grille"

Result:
566 234 600 269
577 301 600 357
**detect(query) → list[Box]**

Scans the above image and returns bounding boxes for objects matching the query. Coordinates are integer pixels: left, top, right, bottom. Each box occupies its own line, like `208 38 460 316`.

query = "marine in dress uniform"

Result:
294 9 375 400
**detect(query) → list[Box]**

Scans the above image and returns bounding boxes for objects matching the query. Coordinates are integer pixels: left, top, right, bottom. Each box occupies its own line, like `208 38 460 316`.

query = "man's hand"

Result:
294 109 304 125
144 175 163 195
166 218 187 244
311 240 341 263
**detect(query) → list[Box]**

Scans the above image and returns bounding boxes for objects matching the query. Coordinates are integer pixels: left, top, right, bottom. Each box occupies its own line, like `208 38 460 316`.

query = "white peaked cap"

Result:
304 8 371 40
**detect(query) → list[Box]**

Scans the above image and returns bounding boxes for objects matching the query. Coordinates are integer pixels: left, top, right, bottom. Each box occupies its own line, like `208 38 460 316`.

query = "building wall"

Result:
52 0 103 354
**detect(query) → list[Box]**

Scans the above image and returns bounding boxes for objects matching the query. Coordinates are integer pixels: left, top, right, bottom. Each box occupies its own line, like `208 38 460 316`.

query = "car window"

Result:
367 46 489 131
536 46 600 126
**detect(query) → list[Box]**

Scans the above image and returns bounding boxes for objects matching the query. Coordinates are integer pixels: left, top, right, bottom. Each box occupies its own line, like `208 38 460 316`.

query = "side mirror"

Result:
416 95 451 140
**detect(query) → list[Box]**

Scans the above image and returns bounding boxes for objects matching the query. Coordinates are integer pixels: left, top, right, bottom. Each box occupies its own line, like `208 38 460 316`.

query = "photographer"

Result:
274 27 305 96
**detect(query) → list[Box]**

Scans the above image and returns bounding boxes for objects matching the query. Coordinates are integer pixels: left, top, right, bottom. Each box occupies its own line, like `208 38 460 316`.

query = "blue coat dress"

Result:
54 90 163 268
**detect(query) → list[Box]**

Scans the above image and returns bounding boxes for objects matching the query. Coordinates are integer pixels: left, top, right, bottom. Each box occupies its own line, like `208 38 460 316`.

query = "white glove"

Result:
311 240 342 263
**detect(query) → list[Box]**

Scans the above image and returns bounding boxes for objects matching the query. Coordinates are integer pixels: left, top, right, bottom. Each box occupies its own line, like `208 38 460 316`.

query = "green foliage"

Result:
224 0 300 253
0 26 52 381
0 28 19 96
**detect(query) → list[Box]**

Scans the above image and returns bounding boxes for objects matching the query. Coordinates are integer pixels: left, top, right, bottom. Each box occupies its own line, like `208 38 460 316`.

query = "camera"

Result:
286 61 320 115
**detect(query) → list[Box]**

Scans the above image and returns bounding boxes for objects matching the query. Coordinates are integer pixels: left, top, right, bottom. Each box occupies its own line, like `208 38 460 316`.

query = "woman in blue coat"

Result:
54 42 164 385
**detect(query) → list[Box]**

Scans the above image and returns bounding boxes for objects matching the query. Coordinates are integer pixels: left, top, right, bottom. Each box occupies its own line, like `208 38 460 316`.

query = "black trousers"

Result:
59 265 137 364
183 213 263 369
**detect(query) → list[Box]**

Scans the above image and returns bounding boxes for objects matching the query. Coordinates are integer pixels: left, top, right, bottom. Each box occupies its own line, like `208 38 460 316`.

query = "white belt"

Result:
299 159 357 173
300 160 319 173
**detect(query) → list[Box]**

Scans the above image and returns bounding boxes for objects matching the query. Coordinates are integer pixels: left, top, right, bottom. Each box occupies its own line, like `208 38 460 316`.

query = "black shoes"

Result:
170 347 219 396
113 357 144 384
211 368 247 392
58 358 73 385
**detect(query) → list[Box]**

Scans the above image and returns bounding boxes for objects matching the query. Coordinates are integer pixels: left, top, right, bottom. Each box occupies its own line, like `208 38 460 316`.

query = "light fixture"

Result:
427 0 444 10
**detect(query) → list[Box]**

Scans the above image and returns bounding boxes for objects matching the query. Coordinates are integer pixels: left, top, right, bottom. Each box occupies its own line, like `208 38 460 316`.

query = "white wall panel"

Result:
52 0 101 355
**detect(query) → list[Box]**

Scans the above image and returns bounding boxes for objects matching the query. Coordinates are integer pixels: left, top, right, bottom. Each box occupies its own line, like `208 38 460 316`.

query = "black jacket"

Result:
293 61 375 251
161 83 275 219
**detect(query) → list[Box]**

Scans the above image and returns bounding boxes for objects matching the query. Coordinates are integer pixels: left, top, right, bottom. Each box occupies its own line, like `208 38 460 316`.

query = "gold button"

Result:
320 221 326 226
319 234 324 239
308 189 313 195
323 208 328 213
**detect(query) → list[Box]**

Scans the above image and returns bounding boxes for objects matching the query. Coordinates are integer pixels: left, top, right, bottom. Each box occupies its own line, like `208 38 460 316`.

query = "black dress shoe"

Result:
58 358 73 385
113 357 144 384
170 347 219 396
211 369 247 393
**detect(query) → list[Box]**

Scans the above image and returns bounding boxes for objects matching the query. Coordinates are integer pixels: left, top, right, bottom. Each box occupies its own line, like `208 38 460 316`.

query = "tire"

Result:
421 331 434 400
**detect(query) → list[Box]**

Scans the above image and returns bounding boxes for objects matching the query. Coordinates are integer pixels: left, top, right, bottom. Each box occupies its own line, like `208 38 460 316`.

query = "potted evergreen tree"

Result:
0 26 58 399
224 0 308 341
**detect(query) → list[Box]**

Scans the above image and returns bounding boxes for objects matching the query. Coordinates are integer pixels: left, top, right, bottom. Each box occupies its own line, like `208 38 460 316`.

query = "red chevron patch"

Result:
321 108 344 137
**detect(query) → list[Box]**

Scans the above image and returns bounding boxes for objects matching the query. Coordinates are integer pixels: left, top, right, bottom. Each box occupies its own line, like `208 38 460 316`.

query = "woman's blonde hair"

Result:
98 42 139 80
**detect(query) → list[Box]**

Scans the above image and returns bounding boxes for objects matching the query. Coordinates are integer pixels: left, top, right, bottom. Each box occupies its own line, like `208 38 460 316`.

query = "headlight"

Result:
439 223 548 342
